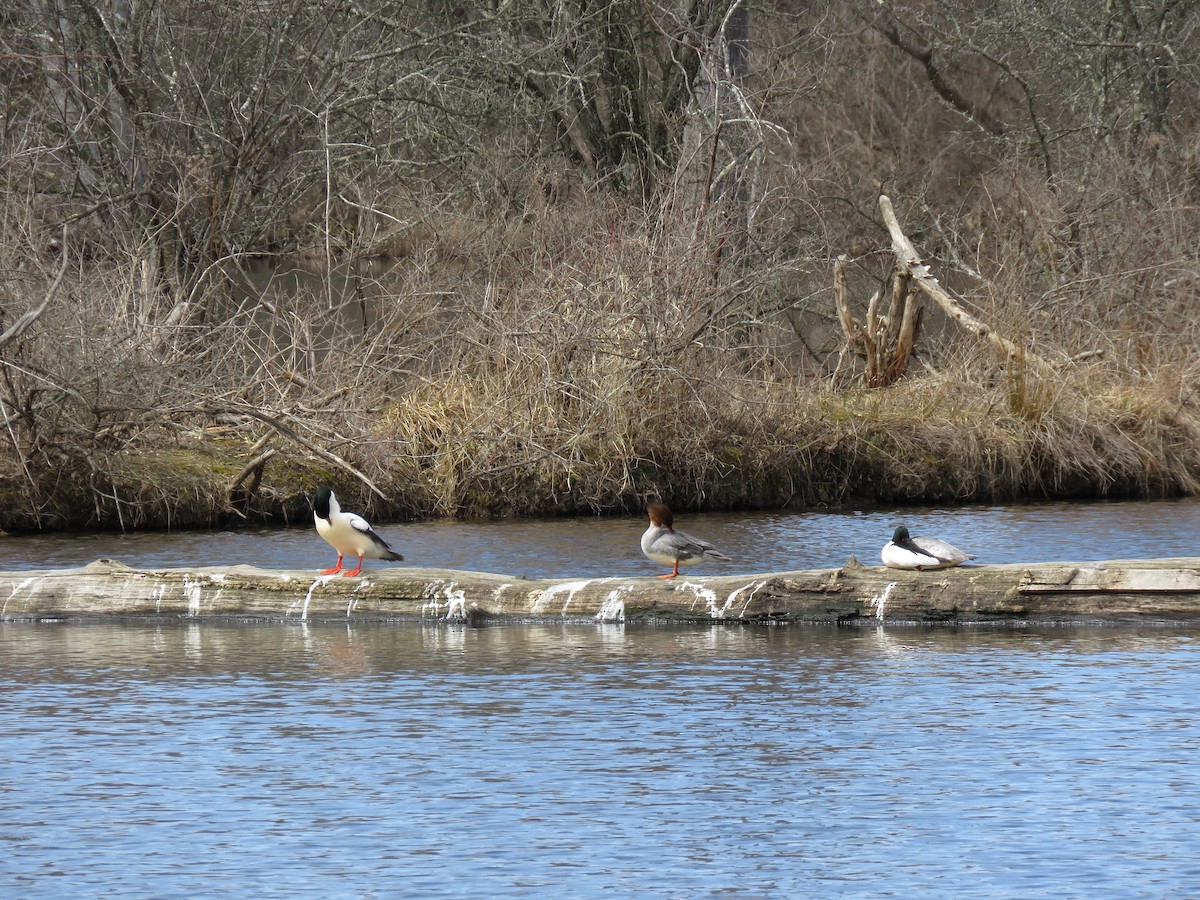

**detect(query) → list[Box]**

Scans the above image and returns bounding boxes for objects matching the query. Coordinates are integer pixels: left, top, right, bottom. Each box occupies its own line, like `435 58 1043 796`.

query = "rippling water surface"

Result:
3 621 1200 897
4 499 1200 896
4 496 1199 576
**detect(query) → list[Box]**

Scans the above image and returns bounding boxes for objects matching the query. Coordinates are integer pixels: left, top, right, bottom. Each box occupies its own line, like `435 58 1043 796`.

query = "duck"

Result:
641 502 731 579
881 524 976 570
313 487 404 577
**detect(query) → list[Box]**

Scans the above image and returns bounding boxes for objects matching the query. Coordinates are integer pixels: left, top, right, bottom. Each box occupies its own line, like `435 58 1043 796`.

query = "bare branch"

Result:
0 228 68 351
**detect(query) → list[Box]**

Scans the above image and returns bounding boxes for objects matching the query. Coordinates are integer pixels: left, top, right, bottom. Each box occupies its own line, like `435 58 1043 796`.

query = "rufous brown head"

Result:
646 502 673 529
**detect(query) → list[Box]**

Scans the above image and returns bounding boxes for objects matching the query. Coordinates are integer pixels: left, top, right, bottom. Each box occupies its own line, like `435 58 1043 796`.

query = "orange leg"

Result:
343 556 365 577
657 560 681 579
321 556 344 575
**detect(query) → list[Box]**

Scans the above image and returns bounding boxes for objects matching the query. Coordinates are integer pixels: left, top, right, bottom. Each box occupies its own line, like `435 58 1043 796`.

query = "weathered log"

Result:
5 557 1200 625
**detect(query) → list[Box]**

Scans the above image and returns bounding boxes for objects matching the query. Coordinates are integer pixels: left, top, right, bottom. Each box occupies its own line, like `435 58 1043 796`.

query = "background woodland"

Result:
1 0 1198 530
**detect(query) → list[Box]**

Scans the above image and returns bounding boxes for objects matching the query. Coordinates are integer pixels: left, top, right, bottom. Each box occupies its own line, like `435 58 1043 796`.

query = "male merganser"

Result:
881 525 976 570
641 502 730 579
313 487 404 576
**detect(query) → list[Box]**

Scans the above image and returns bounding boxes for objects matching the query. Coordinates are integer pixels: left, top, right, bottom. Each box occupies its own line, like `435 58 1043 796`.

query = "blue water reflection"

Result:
2 622 1199 897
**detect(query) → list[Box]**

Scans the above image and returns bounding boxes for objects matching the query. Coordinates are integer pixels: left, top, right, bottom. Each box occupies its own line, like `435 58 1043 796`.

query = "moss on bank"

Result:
2 369 1196 534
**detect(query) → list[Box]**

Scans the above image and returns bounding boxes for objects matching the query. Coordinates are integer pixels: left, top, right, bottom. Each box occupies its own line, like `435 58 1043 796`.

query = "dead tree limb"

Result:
229 406 388 501
878 195 1053 377
834 254 921 388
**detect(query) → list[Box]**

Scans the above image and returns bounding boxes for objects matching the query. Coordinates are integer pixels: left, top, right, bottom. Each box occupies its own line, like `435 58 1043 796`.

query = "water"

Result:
4 499 1200 896
3 622 1200 897
3 497 1199 577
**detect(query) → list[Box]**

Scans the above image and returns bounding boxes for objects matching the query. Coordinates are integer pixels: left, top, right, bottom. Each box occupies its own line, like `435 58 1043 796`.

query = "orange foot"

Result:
343 559 364 577
321 557 344 575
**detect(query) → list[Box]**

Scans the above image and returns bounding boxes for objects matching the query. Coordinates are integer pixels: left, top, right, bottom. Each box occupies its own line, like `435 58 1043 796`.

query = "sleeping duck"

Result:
881 525 976 570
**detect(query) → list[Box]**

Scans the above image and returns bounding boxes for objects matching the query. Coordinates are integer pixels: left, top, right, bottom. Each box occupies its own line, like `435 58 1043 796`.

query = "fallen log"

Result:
5 557 1200 625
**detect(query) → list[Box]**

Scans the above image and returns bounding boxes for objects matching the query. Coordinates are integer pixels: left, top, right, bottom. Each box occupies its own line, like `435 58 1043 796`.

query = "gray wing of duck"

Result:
912 536 976 564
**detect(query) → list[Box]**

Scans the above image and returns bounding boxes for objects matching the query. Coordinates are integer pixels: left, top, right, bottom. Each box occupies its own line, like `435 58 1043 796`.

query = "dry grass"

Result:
353 359 1200 520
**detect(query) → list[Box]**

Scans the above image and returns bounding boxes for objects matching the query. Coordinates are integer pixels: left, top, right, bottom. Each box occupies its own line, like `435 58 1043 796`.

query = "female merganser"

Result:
641 502 730 579
881 525 976 570
313 487 404 576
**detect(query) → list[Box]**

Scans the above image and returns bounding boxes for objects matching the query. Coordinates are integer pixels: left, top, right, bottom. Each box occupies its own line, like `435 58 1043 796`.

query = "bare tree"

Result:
862 0 1199 166
6 1 507 317
430 1 763 202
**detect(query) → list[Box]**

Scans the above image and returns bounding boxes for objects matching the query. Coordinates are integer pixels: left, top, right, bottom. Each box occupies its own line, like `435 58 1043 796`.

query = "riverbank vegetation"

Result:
1 2 1198 531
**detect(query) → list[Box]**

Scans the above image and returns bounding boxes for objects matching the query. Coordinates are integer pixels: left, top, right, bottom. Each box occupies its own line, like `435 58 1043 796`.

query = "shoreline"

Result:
4 417 1195 542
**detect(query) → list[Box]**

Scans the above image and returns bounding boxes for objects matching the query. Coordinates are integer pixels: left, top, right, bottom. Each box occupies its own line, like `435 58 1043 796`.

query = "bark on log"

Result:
5 558 1200 626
